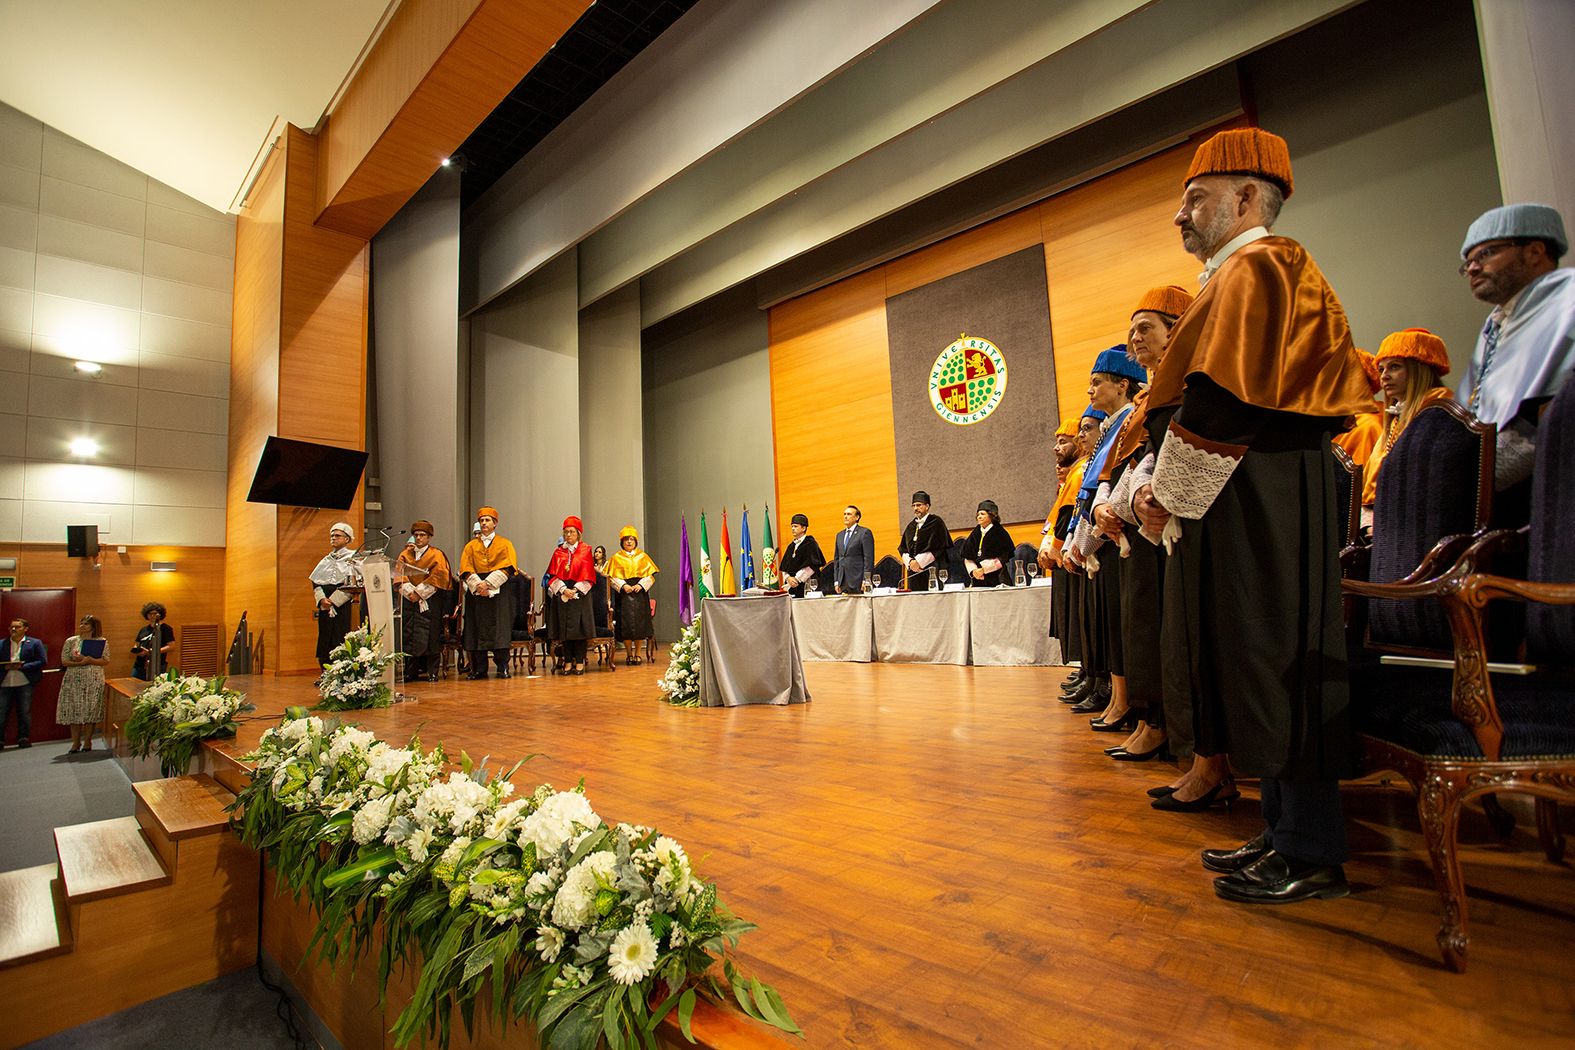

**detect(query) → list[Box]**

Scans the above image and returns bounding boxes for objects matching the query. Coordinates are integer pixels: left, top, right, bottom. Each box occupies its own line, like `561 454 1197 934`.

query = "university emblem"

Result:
929 334 1007 425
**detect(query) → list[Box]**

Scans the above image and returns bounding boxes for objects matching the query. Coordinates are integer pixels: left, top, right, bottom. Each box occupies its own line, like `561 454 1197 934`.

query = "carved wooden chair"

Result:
1342 377 1575 972
589 573 617 670
507 573 550 674
439 583 466 676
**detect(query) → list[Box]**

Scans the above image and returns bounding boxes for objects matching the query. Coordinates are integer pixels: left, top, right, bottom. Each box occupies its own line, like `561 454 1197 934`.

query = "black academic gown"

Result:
778 535 826 593
1149 379 1355 780
962 523 1016 587
898 515 950 590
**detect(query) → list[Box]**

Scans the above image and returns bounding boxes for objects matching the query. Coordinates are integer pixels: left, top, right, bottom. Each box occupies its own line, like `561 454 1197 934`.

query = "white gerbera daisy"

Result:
607 922 657 985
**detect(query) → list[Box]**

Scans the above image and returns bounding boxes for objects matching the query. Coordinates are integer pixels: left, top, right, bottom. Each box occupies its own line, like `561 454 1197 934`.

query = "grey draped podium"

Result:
790 594 873 662
699 594 811 707
967 581 1060 665
870 589 970 663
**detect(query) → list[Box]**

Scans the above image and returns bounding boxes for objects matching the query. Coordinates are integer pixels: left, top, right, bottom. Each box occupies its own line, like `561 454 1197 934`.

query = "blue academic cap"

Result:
1091 345 1147 385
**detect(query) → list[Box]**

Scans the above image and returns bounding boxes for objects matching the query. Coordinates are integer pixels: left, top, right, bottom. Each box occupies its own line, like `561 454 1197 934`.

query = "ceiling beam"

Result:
314 0 589 240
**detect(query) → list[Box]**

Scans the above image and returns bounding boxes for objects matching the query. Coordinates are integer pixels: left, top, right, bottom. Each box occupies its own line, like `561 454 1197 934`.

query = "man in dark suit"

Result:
0 617 48 749
897 490 949 591
832 505 876 594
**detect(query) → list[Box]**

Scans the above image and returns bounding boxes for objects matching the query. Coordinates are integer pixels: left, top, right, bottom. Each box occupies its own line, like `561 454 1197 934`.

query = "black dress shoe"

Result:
1059 678 1096 705
466 671 488 680
1150 781 1239 813
1111 739 1169 761
1090 711 1137 733
1201 830 1272 873
1070 695 1108 714
1213 850 1349 904
1146 785 1177 799
496 669 512 679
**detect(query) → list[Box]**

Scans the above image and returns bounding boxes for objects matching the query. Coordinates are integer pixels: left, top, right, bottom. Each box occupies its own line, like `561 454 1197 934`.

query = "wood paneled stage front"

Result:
208 662 1573 1048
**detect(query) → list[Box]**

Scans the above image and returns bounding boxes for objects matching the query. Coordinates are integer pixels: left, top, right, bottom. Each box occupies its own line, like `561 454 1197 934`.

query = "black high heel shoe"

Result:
1150 781 1239 813
1146 785 1178 799
1111 740 1170 762
1090 710 1137 733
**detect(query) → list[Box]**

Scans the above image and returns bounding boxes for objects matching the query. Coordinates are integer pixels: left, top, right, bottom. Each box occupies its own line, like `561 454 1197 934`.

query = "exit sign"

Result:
0 576 15 589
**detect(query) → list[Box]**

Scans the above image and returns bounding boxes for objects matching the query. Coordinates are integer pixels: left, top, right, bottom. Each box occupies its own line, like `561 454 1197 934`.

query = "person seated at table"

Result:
779 514 826 594
832 505 875 593
898 490 949 590
963 500 1015 587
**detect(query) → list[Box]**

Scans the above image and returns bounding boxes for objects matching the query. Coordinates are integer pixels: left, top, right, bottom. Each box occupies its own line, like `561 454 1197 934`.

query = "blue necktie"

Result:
1469 316 1500 413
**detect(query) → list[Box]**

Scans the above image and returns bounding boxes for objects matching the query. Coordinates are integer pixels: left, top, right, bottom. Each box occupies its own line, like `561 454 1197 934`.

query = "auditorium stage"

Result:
207 662 1573 1048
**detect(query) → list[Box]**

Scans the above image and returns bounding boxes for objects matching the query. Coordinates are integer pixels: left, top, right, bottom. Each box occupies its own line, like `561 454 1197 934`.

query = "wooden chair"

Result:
1342 376 1575 972
589 573 616 670
507 574 550 675
439 584 466 676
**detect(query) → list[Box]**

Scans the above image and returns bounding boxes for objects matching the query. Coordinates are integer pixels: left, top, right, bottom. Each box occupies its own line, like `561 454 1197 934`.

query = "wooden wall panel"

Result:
1039 141 1200 424
316 0 591 239
769 269 903 558
226 143 284 672
770 144 1206 540
0 545 227 680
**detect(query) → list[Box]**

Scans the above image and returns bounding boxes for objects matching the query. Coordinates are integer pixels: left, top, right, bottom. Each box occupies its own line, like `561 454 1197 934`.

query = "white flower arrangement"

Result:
316 624 398 711
234 715 798 1050
126 669 253 777
657 613 702 707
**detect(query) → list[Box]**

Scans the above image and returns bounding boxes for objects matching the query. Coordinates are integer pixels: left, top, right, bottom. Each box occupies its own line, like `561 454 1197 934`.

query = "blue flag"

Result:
740 506 756 590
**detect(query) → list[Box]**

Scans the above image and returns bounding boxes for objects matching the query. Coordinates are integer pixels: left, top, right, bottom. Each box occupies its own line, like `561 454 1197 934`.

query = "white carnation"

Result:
520 791 600 856
352 795 395 844
551 851 616 931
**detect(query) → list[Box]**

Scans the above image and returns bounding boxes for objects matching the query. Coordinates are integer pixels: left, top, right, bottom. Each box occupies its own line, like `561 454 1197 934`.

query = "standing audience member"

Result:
546 516 596 675
606 526 659 665
459 507 518 679
1361 329 1456 526
1455 204 1575 495
0 618 46 749
60 614 109 753
778 514 826 594
592 545 609 575
897 491 949 591
131 602 175 680
1135 127 1371 898
832 506 875 593
309 522 359 668
398 520 453 681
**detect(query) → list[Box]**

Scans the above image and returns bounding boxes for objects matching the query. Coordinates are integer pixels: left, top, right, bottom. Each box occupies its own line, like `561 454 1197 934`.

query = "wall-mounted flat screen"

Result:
246 437 368 510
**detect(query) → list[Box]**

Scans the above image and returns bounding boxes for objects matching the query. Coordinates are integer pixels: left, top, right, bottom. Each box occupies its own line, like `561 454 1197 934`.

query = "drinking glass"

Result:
1026 562 1040 583
938 568 949 588
872 573 882 590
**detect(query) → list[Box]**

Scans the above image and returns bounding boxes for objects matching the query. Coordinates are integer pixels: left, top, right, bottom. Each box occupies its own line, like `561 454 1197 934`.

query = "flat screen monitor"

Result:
246 437 368 510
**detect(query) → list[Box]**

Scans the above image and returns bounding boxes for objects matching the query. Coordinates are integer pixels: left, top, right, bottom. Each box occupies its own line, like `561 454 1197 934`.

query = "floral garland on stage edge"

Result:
233 713 799 1050
125 669 253 777
316 624 398 711
657 613 701 707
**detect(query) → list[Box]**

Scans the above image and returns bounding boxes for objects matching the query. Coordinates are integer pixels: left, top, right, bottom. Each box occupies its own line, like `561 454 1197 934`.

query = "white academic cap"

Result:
329 522 355 540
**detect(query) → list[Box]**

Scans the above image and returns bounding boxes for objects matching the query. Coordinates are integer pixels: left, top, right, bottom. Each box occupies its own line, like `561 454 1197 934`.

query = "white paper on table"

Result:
1030 577 1053 587
944 583 966 591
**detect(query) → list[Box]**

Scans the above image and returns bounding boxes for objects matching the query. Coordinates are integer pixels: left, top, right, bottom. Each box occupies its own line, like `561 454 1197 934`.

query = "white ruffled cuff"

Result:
1150 422 1246 520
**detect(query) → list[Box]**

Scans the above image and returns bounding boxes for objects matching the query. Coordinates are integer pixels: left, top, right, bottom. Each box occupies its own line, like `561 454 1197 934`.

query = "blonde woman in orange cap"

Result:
605 525 660 665
1361 329 1457 525
397 520 453 681
459 506 519 679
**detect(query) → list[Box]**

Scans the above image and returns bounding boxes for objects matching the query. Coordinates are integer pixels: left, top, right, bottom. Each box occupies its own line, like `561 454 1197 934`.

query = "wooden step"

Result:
0 864 72 968
54 816 170 904
134 774 234 840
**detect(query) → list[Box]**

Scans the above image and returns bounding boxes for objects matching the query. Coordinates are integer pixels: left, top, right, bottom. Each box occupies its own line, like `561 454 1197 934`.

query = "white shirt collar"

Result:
1200 225 1270 286
792 536 804 549
480 533 494 547
1491 279 1536 325
412 544 428 556
980 522 993 536
913 514 927 529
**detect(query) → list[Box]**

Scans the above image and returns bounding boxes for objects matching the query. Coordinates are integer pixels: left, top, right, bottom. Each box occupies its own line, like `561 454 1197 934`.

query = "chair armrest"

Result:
1451 527 1527 576
1466 575 1575 607
1396 532 1477 585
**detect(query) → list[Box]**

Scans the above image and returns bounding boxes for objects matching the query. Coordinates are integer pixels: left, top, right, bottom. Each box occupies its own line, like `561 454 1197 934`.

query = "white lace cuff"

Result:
313 586 327 603
1495 424 1535 492
485 569 510 590
1150 422 1245 520
1108 464 1139 526
328 589 352 607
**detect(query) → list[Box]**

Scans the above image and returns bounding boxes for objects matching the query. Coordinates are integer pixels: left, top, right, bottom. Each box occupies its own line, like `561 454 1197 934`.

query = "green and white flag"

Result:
698 510 715 599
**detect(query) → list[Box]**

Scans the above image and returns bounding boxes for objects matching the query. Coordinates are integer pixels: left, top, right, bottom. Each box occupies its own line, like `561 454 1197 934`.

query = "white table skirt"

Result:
790 594 873 662
967 583 1060 665
699 593 811 706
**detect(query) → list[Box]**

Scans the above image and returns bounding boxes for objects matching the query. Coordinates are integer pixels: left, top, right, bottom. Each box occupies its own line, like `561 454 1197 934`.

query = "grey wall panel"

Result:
576 0 1149 308
637 0 1357 325
641 284 773 642
371 171 464 549
577 283 644 548
462 0 943 314
468 249 579 576
1249 0 1500 374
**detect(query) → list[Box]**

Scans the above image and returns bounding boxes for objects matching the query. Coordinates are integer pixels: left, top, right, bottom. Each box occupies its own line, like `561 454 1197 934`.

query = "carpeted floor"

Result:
0 737 134 871
1 739 312 1049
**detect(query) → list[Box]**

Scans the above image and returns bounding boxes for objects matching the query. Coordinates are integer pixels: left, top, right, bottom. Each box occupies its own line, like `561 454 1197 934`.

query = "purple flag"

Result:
678 514 696 626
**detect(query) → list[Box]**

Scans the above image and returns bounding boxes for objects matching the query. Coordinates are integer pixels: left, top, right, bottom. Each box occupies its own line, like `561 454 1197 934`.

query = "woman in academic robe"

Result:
962 500 1015 587
397 519 453 682
777 514 826 594
1360 328 1456 529
309 522 359 669
545 516 596 675
459 506 518 680
605 525 659 664
1093 286 1192 766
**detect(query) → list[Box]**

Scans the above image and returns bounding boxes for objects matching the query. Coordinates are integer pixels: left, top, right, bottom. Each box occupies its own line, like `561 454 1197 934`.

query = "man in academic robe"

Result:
459 506 518 679
1132 127 1373 903
310 522 360 668
778 514 826 595
397 519 452 682
1455 203 1575 498
832 505 875 594
1050 408 1104 705
897 491 949 591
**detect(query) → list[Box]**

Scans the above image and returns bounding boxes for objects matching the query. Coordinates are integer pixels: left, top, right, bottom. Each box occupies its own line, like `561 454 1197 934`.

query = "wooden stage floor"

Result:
209 662 1575 1049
